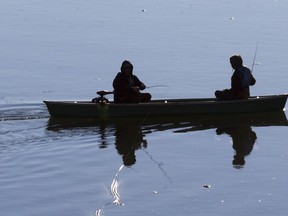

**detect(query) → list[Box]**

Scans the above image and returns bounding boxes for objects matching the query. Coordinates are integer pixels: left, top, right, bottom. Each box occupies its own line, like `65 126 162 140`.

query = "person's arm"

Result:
133 75 146 90
250 74 256 86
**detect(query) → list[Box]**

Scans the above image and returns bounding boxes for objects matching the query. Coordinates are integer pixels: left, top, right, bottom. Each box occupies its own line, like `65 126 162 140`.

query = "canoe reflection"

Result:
47 111 287 167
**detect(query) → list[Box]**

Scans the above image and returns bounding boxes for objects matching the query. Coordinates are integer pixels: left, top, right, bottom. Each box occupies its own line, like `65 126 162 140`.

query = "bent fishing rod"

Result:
251 43 259 73
96 85 168 95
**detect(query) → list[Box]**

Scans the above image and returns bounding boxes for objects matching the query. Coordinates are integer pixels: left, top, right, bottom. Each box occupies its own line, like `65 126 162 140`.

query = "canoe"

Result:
43 93 288 119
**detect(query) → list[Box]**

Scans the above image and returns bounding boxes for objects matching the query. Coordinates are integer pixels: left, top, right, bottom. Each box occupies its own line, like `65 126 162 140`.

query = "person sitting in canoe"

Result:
113 60 152 103
215 55 256 100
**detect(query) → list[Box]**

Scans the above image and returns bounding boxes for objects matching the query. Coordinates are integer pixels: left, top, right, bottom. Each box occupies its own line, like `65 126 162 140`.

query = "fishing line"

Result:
94 120 150 215
131 84 173 185
251 43 259 72
94 83 171 216
141 148 173 185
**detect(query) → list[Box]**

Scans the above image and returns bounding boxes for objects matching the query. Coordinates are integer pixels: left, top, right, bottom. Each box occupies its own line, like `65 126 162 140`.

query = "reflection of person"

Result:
113 60 152 103
215 55 256 100
216 126 257 168
114 123 147 166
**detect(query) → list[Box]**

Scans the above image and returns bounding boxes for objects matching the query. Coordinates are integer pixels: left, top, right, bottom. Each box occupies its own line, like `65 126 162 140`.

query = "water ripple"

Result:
0 103 49 121
95 164 125 216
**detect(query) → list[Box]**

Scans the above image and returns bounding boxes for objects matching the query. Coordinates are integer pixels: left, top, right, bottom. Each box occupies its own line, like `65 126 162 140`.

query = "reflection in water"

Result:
114 122 147 166
98 123 109 149
95 164 125 216
110 164 125 206
46 112 287 216
46 111 287 168
216 126 257 168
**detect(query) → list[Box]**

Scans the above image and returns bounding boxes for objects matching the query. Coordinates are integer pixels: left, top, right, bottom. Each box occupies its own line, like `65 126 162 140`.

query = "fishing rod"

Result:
251 43 259 72
93 85 168 103
146 85 168 89
96 85 167 97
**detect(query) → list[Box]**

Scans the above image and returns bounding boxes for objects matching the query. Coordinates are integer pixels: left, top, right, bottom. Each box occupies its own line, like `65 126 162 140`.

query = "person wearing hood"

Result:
113 60 152 103
215 55 256 100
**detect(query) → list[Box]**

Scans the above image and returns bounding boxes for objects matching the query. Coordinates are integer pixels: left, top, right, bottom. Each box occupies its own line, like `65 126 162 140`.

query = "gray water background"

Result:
1 0 288 215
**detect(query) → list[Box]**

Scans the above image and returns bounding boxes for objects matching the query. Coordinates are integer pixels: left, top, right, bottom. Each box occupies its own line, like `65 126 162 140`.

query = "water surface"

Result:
1 0 288 215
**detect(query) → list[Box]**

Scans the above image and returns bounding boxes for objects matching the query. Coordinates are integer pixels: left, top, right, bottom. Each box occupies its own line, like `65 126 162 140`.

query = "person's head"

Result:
123 152 136 166
121 60 133 76
233 155 245 169
230 55 243 70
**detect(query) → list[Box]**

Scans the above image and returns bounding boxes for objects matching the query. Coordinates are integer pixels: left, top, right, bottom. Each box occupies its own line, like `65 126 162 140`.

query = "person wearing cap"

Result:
113 60 152 103
215 55 256 100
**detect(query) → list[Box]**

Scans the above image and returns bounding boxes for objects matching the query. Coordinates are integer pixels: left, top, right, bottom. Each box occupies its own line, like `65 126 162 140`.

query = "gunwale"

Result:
43 93 288 118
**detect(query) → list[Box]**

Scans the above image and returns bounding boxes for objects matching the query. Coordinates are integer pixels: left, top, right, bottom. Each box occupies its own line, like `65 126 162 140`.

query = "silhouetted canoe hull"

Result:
44 94 288 119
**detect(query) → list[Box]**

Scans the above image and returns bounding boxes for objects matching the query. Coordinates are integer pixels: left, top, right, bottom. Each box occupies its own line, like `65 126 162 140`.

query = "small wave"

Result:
0 103 49 121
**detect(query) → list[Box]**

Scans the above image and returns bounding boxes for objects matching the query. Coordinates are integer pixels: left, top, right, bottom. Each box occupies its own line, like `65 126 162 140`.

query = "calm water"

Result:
1 0 288 215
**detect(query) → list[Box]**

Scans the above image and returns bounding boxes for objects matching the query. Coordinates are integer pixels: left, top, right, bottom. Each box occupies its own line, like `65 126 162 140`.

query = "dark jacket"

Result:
230 66 256 99
113 72 145 103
